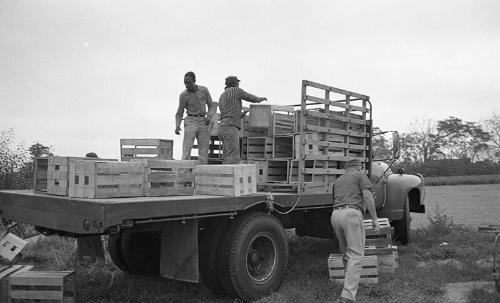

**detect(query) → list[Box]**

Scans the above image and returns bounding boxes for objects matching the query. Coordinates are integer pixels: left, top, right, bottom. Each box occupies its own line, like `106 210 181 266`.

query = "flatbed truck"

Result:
0 81 425 302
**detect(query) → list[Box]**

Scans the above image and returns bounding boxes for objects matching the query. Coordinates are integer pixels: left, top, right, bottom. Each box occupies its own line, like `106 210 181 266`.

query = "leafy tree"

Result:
483 113 500 160
437 116 490 161
28 143 53 159
0 129 30 189
400 119 443 162
372 126 392 160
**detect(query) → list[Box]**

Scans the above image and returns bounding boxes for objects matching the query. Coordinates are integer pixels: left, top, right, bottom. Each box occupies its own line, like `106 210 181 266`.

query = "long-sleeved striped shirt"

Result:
175 85 213 128
218 87 261 129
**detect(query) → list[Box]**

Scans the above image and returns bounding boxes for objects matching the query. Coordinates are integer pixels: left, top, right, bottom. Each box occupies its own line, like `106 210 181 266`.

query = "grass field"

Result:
2 185 499 303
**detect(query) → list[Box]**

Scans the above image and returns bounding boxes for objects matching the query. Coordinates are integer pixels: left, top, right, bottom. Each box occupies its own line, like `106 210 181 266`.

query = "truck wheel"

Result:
120 230 161 275
199 219 228 295
392 197 411 245
217 212 288 301
107 233 129 272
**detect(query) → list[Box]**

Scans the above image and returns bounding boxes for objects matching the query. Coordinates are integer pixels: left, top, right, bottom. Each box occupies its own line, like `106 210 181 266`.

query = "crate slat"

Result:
120 138 173 161
8 271 75 303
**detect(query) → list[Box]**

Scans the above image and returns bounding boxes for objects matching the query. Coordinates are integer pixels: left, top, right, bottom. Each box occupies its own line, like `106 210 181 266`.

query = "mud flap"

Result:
159 219 199 283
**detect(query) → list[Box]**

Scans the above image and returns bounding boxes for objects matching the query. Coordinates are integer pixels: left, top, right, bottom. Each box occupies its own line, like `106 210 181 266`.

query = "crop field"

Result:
2 184 499 303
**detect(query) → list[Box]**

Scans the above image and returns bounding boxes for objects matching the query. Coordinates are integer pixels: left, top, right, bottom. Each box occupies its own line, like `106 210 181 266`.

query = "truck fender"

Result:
377 174 424 220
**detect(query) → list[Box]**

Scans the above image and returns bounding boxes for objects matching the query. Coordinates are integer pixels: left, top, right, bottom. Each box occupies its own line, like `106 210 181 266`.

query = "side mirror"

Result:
392 131 401 159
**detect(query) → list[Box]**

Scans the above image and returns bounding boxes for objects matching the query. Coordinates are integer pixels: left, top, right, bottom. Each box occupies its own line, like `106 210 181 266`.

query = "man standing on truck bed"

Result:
218 75 267 163
330 159 380 303
175 71 214 164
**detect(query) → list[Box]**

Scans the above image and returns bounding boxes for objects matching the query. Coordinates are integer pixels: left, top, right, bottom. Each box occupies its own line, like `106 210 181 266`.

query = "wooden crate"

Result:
0 265 33 303
195 164 257 197
33 158 48 193
365 245 399 273
266 160 289 183
44 156 117 196
120 138 173 161
270 112 295 135
0 233 28 262
273 135 294 159
364 218 393 248
133 159 196 196
68 161 146 199
478 224 500 233
245 160 267 185
249 104 273 130
244 137 273 160
8 270 75 303
328 254 379 284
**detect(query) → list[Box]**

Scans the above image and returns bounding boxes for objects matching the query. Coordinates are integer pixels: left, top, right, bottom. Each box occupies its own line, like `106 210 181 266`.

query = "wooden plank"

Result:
478 224 500 233
305 95 369 113
304 80 370 100
304 154 367 162
305 124 369 138
303 168 344 175
121 147 160 155
305 109 369 125
120 138 170 146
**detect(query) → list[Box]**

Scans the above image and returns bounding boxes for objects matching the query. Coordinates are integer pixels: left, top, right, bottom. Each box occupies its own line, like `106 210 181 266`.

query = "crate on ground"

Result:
8 270 75 303
365 245 399 273
0 265 33 303
478 224 500 233
0 233 28 261
120 138 173 161
42 156 117 196
69 161 146 198
328 254 379 284
195 164 257 197
364 218 393 248
133 159 196 196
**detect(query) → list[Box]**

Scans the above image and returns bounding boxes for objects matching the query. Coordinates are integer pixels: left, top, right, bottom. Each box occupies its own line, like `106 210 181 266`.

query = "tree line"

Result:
374 114 500 176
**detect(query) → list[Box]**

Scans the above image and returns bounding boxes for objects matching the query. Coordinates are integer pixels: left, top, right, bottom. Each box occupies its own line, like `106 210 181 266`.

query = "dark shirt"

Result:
332 169 373 212
175 85 213 128
219 87 261 129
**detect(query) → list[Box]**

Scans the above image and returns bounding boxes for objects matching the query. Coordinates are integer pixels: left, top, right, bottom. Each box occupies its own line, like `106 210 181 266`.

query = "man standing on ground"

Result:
218 76 267 164
330 159 380 303
175 71 214 164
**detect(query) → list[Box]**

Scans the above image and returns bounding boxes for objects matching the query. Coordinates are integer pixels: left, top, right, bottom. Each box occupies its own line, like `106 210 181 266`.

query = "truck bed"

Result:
0 190 332 235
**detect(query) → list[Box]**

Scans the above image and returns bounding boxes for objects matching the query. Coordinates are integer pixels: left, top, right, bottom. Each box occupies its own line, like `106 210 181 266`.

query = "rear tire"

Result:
199 219 228 295
107 232 129 272
217 212 288 301
392 197 411 245
120 230 161 275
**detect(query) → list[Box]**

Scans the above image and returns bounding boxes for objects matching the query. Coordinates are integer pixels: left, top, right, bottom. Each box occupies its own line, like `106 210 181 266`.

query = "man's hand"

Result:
175 127 181 135
372 220 380 232
259 97 267 102
204 117 211 125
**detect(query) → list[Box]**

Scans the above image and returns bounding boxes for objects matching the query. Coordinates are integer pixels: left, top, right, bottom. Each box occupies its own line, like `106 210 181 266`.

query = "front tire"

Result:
392 197 411 245
217 212 288 301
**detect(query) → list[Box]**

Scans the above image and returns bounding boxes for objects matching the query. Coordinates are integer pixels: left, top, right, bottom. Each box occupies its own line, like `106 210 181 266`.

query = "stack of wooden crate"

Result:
364 218 399 273
328 254 379 284
241 81 372 194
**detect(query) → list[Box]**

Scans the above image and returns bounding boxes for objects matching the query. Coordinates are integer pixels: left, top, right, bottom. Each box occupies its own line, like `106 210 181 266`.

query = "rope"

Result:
266 192 302 215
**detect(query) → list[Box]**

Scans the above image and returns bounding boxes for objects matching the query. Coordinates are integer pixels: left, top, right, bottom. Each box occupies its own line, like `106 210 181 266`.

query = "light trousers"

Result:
331 208 365 302
182 116 209 164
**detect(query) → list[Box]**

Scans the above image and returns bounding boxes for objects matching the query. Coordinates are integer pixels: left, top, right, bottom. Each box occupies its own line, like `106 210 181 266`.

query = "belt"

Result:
187 113 206 117
333 204 364 214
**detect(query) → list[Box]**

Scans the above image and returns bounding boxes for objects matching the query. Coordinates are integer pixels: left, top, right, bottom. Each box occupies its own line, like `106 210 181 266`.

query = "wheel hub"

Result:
246 233 277 284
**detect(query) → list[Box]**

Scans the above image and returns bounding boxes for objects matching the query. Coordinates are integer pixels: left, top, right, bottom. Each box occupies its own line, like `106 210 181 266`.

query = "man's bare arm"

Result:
362 188 380 231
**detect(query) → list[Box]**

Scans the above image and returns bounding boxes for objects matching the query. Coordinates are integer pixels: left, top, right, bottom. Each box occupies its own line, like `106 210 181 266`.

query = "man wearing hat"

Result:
330 159 379 303
175 71 214 164
218 76 267 163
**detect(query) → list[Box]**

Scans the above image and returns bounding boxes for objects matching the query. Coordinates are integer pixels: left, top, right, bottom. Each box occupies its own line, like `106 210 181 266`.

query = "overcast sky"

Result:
1 0 499 159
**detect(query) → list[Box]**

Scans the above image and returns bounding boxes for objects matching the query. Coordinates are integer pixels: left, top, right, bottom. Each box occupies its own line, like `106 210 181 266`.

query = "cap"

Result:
225 76 240 86
344 159 362 168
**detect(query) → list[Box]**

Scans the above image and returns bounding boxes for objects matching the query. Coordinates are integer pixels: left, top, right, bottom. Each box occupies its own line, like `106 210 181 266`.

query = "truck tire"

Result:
199 219 228 295
120 230 161 275
107 232 129 272
392 197 411 245
217 212 288 301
